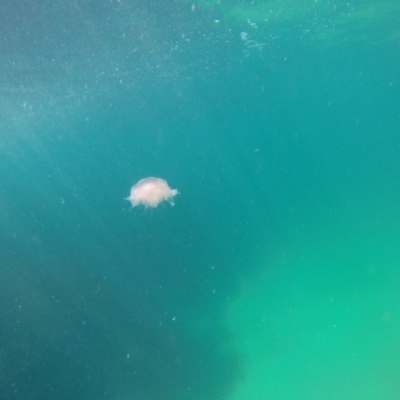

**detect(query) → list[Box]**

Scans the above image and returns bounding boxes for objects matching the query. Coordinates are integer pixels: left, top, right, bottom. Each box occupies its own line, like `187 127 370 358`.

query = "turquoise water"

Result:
1 1 400 399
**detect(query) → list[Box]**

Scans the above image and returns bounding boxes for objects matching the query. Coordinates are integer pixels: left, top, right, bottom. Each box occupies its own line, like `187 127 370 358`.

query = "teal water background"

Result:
1 1 400 399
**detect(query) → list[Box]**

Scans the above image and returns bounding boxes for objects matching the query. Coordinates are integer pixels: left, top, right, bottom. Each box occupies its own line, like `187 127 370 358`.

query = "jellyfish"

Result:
125 177 178 209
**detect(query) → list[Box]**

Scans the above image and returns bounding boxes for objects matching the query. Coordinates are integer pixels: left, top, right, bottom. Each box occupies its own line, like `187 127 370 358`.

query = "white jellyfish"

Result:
125 177 178 209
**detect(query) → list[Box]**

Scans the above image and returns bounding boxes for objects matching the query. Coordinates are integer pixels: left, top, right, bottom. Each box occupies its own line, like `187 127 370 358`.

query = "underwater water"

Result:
1 1 400 399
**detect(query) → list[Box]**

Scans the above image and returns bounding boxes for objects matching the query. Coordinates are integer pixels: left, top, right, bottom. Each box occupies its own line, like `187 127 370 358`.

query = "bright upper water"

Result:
1 1 400 399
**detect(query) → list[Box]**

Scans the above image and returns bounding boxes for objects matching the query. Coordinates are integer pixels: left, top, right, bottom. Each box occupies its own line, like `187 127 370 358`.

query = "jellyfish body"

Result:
125 177 178 209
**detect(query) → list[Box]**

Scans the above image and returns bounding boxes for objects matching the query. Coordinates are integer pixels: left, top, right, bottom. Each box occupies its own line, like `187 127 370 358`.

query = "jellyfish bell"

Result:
125 177 178 209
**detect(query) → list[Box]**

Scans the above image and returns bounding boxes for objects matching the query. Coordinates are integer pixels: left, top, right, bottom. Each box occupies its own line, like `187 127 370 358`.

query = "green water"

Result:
1 1 400 399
